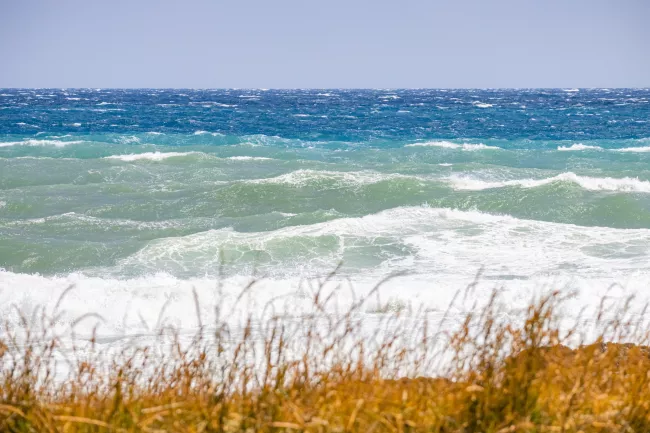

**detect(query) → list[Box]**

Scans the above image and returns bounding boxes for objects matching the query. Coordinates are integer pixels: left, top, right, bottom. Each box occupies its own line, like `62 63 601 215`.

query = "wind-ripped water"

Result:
1 88 650 336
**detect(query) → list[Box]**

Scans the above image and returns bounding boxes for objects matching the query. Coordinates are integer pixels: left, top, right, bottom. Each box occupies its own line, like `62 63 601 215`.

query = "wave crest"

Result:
405 141 500 151
449 172 650 193
104 152 201 161
557 144 603 151
247 170 422 187
615 147 650 153
0 139 84 148
226 156 274 161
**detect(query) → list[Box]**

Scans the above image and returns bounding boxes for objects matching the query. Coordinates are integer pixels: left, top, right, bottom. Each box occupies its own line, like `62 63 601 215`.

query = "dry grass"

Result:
2 274 650 432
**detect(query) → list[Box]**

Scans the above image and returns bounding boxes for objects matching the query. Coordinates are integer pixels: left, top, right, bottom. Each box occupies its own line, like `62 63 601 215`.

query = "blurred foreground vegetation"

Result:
2 276 650 433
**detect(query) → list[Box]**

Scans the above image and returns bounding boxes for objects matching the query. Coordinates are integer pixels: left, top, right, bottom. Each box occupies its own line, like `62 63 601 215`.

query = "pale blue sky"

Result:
1 0 648 88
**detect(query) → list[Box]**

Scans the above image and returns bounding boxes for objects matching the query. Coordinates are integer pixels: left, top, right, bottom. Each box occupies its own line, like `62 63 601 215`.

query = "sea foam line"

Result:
103 152 277 162
557 143 650 153
104 152 201 161
0 139 84 148
557 143 603 151
405 141 500 151
449 172 650 193
615 147 650 153
245 169 424 187
226 156 274 161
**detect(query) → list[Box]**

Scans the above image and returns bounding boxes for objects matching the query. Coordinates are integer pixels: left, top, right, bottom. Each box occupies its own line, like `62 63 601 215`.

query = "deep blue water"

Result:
2 88 649 142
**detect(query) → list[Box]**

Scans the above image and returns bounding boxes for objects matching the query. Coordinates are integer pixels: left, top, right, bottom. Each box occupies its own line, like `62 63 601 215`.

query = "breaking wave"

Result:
0 139 85 148
449 172 650 193
557 144 603 151
404 141 501 150
104 152 201 161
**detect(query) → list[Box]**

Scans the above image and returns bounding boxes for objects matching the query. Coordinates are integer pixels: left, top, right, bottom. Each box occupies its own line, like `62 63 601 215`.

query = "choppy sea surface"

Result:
2 88 650 336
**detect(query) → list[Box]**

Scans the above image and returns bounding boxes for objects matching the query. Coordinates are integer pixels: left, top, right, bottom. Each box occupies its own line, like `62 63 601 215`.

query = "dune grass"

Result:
2 274 650 432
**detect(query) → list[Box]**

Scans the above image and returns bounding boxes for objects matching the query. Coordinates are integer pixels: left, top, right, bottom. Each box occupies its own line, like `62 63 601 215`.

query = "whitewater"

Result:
1 88 650 339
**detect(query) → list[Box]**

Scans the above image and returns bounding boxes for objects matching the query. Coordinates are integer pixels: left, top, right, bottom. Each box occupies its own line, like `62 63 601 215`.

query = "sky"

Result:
0 0 648 88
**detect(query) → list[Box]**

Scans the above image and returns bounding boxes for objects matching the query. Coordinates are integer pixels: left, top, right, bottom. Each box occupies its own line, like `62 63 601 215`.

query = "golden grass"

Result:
2 276 650 432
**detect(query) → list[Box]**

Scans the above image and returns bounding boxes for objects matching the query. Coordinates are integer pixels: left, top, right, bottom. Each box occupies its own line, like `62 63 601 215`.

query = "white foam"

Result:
557 143 603 151
473 102 494 108
117 136 141 144
405 141 500 151
193 130 223 136
226 156 274 161
7 213 191 231
8 156 75 161
449 172 650 193
0 201 6 208
3 206 650 340
104 152 199 162
0 139 84 148
615 147 650 153
118 207 520 277
189 101 236 108
247 170 421 187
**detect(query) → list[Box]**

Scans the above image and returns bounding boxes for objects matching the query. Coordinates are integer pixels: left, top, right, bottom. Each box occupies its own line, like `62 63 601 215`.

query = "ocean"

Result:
1 88 650 336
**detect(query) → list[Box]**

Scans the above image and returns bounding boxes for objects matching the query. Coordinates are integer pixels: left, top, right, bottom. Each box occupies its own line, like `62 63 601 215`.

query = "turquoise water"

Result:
1 89 650 334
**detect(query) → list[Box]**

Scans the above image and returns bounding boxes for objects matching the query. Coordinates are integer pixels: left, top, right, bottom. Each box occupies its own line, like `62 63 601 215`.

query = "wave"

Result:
3 206 650 337
557 143 603 151
226 156 274 161
0 139 84 148
472 102 494 108
104 152 201 161
405 141 500 151
188 102 236 108
555 143 650 153
615 147 650 153
193 130 224 136
116 206 524 279
449 172 650 193
0 156 77 161
4 211 188 230
246 169 423 187
116 205 650 283
5 151 275 163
